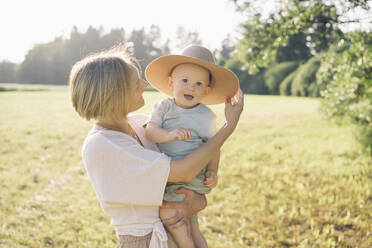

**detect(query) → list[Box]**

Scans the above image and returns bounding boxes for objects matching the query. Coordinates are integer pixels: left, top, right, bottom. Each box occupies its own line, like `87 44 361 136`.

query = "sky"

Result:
1 0 370 64
0 0 246 63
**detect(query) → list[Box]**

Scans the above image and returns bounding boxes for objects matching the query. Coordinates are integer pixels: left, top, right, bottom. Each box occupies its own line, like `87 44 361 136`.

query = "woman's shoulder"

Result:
83 125 134 155
128 114 160 152
83 124 164 164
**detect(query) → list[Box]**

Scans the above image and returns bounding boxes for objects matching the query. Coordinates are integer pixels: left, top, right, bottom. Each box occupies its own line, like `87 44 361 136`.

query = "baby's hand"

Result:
203 170 218 189
169 128 192 141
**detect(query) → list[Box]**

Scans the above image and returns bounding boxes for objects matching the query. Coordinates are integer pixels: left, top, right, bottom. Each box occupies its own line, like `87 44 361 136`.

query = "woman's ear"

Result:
168 76 174 89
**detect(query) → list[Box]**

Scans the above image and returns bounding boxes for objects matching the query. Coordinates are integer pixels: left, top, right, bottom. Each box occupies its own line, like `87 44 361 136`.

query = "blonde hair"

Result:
69 45 140 121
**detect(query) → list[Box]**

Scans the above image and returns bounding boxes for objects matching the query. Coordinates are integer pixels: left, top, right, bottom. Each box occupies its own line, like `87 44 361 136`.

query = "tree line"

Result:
0 25 202 85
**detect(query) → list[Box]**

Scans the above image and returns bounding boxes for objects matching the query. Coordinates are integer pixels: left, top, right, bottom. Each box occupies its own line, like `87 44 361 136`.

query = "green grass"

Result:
0 84 371 247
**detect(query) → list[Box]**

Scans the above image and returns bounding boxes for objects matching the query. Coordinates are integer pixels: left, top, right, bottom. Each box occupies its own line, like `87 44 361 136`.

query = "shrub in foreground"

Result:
318 31 372 154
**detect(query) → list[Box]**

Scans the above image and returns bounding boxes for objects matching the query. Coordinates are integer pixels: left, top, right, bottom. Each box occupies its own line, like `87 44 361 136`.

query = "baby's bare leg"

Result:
160 207 195 248
191 220 208 248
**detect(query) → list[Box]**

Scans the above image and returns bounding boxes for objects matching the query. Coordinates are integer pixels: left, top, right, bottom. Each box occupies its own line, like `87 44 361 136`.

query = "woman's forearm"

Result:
207 150 220 172
168 122 235 182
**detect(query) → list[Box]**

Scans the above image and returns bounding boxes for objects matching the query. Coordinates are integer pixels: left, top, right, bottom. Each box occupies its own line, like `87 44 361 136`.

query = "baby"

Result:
145 45 239 248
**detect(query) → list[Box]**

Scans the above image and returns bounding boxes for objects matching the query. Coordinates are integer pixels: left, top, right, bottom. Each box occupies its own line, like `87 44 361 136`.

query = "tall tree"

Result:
216 35 236 66
101 28 126 50
0 61 16 83
18 37 65 84
174 26 202 51
129 27 163 70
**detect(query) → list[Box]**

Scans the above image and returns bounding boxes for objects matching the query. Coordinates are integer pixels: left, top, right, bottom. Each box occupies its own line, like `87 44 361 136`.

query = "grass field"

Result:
0 84 371 247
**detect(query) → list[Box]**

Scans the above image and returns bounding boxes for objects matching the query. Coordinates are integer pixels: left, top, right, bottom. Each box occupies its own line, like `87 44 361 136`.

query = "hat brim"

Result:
145 55 239 105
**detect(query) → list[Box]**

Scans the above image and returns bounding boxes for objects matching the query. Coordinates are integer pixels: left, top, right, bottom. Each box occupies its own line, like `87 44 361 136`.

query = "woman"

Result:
69 45 244 248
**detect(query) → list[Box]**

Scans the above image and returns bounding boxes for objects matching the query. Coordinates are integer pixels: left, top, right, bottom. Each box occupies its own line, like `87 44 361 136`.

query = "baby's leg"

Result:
191 219 208 248
160 207 195 248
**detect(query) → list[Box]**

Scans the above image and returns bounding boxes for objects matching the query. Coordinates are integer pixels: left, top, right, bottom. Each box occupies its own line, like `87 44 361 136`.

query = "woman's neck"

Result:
97 117 143 146
96 118 130 134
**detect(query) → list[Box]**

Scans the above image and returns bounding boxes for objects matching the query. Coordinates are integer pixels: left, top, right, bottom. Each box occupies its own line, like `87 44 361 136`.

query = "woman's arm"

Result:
168 90 244 182
206 150 220 173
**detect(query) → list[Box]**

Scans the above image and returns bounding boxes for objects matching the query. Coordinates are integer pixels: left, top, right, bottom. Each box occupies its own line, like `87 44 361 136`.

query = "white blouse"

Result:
82 114 171 248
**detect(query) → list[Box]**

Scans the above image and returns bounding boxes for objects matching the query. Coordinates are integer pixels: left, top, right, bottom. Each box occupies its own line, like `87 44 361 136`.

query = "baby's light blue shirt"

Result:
148 98 216 159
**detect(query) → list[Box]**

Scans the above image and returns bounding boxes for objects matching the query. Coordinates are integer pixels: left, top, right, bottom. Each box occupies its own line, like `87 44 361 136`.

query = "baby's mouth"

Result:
184 94 194 101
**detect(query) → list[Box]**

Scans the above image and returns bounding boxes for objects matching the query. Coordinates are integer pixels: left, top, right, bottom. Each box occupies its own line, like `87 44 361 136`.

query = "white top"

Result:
82 114 171 248
148 98 216 159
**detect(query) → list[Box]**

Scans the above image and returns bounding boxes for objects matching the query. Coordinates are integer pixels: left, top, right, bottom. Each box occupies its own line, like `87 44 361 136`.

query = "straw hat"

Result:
145 45 239 105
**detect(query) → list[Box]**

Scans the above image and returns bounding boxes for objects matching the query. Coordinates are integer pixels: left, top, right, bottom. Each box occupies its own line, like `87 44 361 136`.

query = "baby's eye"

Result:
196 82 203 86
182 79 188 83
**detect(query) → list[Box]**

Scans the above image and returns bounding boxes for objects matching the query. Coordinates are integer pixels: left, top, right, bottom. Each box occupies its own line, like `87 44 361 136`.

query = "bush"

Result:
241 70 267 94
318 31 372 154
291 56 321 96
264 61 298 94
279 69 298 96
224 57 268 94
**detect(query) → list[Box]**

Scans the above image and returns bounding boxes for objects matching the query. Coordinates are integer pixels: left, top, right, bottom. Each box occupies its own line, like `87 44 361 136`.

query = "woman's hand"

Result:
161 188 207 220
224 88 244 131
203 169 218 189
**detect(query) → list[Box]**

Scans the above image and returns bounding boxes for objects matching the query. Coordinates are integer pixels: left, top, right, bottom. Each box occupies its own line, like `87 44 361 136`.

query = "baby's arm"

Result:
145 122 192 143
203 150 220 189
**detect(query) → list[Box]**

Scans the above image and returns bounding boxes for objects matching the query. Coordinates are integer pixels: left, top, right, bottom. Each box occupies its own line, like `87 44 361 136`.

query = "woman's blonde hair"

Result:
69 44 140 121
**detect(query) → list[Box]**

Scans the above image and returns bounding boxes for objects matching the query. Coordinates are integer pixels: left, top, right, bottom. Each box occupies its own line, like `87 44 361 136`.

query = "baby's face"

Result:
168 63 211 109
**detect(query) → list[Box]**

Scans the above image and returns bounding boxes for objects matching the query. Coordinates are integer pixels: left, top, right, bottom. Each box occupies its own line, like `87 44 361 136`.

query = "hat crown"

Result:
180 45 215 65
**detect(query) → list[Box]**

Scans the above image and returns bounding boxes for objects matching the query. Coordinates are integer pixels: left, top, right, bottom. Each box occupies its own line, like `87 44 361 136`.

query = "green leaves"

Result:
318 31 372 153
232 0 370 72
233 0 342 72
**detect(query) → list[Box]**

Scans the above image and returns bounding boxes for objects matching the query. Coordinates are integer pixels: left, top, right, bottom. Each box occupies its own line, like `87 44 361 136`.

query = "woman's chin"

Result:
137 99 145 111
